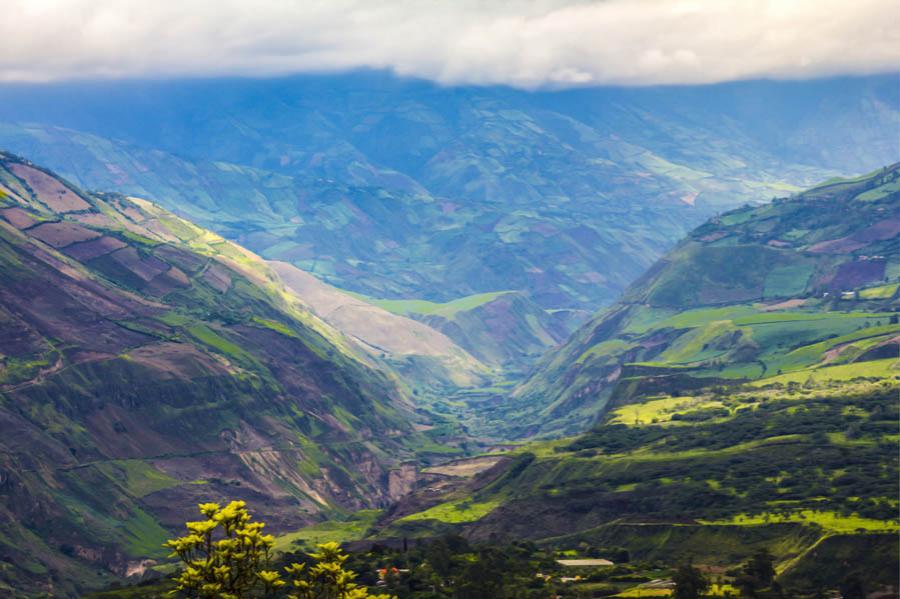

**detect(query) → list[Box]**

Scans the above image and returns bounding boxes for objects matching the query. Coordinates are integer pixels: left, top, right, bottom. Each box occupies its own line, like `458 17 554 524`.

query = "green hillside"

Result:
508 164 900 437
366 167 900 596
0 152 433 595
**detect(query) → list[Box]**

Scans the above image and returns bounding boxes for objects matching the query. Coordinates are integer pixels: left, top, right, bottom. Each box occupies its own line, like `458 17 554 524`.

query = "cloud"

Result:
1 0 898 87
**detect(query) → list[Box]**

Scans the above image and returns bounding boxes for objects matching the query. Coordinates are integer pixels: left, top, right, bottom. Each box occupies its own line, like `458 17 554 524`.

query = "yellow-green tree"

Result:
164 500 284 598
284 542 391 599
165 501 391 599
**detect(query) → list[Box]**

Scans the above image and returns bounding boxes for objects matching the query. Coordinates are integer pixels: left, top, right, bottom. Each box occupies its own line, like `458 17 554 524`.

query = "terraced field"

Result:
0 152 444 594
506 164 900 438
356 166 900 596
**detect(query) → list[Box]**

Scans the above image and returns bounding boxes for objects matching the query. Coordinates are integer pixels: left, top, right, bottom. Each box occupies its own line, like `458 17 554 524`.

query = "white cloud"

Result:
1 0 898 87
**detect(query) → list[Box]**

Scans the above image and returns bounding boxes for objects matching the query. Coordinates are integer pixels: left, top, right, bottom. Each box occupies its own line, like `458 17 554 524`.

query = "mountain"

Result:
0 73 896 315
0 152 436 595
369 167 900 594
508 164 900 437
358 290 570 372
269 260 490 389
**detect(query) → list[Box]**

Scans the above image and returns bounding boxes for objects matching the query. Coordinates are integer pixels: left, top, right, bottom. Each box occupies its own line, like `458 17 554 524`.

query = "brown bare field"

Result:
423 455 506 478
762 298 807 311
71 212 121 229
829 259 886 290
202 262 232 292
109 247 169 281
63 236 128 261
557 559 614 567
9 163 91 212
272 261 475 358
145 266 192 295
29 221 101 248
808 218 900 253
1 207 39 229
126 342 230 380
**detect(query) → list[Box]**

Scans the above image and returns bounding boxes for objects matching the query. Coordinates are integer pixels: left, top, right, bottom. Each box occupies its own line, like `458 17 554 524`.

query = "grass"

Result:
763 263 815 298
251 316 301 339
859 283 899 299
119 508 171 557
607 396 725 426
702 510 900 534
158 310 191 327
186 324 254 363
273 510 381 552
778 324 900 371
658 320 736 364
615 588 671 597
96 460 180 498
856 179 900 201
398 499 502 524
358 290 515 319
575 339 630 364
752 358 898 386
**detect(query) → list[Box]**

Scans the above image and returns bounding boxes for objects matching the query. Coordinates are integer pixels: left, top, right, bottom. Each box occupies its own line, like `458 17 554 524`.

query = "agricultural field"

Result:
358 166 900 596
506 164 900 438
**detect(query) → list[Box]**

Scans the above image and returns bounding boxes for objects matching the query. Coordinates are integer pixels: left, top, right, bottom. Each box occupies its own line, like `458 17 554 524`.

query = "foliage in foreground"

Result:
165 501 391 598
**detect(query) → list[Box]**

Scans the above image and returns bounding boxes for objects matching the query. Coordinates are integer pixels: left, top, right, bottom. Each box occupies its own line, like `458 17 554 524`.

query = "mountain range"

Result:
0 73 897 597
371 164 900 593
0 73 896 317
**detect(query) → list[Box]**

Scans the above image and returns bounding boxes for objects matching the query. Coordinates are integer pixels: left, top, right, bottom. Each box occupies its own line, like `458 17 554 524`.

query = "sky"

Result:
3 0 899 88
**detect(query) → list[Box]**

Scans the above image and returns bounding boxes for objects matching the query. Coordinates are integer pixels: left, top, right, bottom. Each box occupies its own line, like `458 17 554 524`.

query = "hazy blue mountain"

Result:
0 72 896 314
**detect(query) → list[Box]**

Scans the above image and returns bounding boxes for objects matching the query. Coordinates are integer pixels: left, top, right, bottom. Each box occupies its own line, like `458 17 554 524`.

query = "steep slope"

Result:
0 74 896 312
372 168 900 594
269 261 490 389
363 291 571 372
509 164 900 437
0 153 424 595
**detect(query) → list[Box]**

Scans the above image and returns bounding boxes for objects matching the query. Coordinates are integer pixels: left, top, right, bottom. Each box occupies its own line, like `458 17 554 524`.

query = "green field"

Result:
273 510 381 552
358 290 515 319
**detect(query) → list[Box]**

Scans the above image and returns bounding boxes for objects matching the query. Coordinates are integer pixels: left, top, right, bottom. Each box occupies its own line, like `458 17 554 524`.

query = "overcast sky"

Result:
3 0 899 88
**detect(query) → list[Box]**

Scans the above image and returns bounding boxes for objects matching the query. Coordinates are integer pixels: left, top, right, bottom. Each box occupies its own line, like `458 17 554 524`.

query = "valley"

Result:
0 77 896 598
0 74 896 317
259 165 900 598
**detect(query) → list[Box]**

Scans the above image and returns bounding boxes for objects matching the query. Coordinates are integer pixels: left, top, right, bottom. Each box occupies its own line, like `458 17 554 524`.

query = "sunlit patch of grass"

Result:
701 510 900 533
858 283 899 299
96 460 180 498
607 396 727 426
356 291 515 319
614 587 671 597
273 510 381 552
186 324 253 362
752 358 898 386
398 499 501 524
251 316 300 339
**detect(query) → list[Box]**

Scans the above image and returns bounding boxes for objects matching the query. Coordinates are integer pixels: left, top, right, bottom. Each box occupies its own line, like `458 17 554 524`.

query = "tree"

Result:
673 561 709 599
285 542 392 599
454 549 505 599
747 549 775 588
165 500 283 598
424 538 453 578
166 501 391 599
839 572 866 599
735 549 777 598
